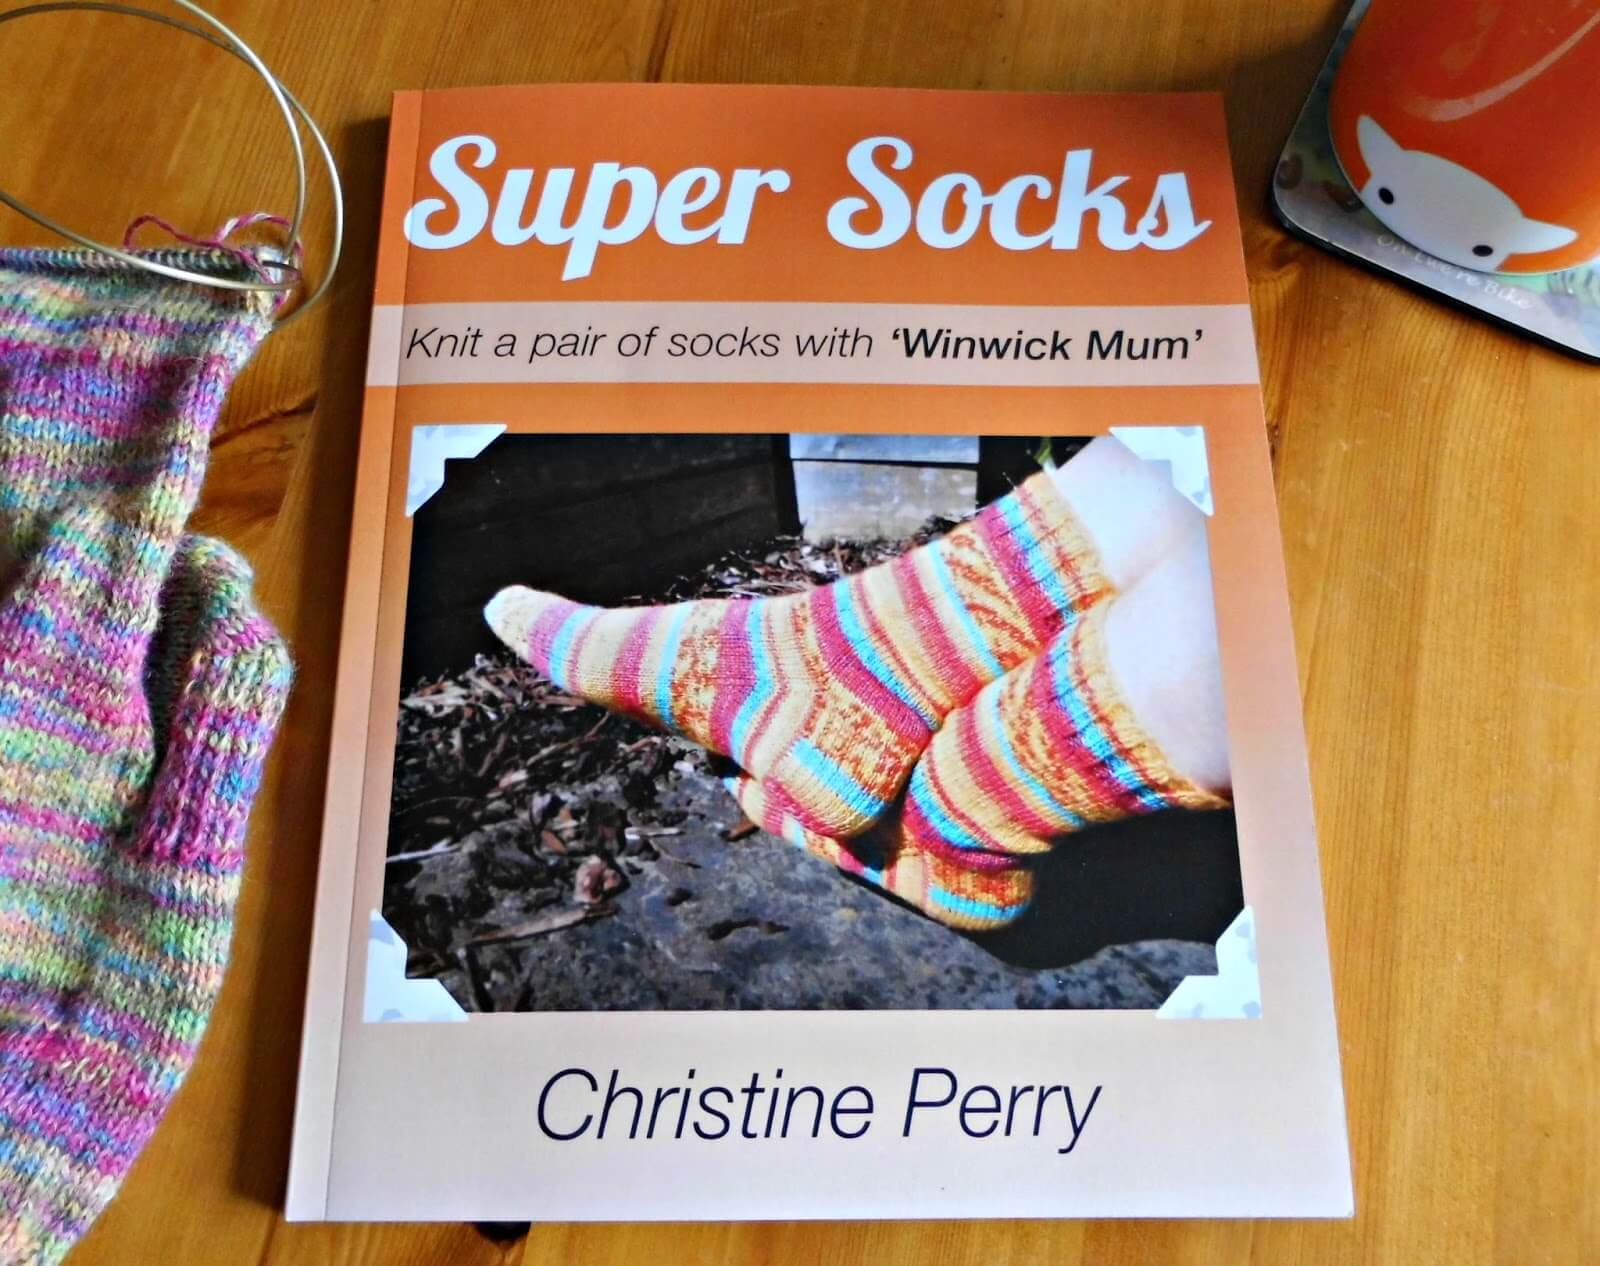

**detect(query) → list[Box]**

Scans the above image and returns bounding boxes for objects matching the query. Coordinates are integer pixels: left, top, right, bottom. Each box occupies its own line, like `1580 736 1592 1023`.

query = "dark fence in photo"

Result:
402 433 799 683
400 431 1087 684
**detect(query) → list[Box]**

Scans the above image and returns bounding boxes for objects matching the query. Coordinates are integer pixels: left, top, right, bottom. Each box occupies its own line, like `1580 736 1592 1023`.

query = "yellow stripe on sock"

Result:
669 600 730 745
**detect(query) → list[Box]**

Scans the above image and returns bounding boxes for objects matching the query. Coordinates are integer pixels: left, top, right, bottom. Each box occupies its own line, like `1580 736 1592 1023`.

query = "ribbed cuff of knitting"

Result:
979 469 1114 646
132 541 293 867
1056 604 1231 819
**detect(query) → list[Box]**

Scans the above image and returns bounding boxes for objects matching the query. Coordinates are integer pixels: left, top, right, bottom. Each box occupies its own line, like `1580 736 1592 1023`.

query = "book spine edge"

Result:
285 86 426 1223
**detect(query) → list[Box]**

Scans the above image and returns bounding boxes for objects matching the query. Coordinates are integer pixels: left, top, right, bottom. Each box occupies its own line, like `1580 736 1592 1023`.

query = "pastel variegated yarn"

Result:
0 251 288 1265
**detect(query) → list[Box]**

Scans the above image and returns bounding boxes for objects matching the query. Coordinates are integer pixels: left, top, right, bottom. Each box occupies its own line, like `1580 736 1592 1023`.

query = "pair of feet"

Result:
485 440 1231 931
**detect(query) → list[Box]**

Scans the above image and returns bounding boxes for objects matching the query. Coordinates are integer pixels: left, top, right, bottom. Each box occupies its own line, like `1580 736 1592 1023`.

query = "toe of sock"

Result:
484 585 561 670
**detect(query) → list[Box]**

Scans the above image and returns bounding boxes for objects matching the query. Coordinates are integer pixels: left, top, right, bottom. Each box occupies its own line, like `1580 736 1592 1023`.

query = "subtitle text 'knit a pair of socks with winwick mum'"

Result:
486 469 1226 931
0 250 290 1266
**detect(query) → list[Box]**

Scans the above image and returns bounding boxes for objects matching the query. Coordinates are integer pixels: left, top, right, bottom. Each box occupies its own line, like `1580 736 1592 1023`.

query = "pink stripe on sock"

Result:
810 585 929 744
708 602 753 754
952 697 1059 836
612 606 665 715
893 551 984 703
973 496 1061 645
523 598 583 676
901 786 1017 873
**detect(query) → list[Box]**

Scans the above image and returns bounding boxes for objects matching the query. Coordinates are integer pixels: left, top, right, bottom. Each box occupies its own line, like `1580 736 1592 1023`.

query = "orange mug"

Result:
1329 0 1600 273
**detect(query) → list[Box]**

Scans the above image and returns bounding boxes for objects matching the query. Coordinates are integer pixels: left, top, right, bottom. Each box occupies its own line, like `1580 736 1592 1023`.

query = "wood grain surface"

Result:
1 2 1595 1262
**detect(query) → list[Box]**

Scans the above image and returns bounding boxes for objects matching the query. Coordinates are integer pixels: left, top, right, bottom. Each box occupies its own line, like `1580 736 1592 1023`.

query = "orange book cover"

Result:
288 82 1351 1221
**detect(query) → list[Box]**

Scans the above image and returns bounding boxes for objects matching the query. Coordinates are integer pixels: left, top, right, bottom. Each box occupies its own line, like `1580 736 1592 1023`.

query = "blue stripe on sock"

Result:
790 737 889 818
545 607 592 692
1047 638 1167 811
833 582 937 727
981 686 1085 828
926 883 1021 922
906 761 990 854
653 605 693 732
1000 491 1074 619
927 546 1005 679
729 603 772 764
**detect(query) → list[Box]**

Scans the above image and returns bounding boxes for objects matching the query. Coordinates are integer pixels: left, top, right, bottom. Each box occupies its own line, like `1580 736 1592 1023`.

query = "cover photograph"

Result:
288 82 1352 1221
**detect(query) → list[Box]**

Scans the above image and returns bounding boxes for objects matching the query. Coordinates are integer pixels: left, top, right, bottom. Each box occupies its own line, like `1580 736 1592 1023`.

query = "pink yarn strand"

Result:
122 212 304 301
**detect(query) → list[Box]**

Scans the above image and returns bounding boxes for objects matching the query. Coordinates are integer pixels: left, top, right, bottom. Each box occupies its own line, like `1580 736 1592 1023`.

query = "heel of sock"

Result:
727 771 1034 931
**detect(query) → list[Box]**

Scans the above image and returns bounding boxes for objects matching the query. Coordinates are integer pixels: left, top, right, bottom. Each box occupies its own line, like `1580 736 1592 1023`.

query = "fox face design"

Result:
1354 115 1578 271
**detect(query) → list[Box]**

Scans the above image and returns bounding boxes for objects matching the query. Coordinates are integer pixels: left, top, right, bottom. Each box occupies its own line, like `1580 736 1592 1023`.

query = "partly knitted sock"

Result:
0 250 282 1264
0 535 290 1265
731 603 1229 931
486 472 1109 838
0 249 271 556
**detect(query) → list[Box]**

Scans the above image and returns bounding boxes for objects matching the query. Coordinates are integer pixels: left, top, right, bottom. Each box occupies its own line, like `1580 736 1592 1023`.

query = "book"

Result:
288 82 1351 1221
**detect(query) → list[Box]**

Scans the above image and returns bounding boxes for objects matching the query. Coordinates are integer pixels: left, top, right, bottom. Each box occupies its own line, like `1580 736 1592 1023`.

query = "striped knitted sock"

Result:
0 250 270 556
732 603 1229 930
0 251 284 1264
486 472 1110 838
0 535 290 1265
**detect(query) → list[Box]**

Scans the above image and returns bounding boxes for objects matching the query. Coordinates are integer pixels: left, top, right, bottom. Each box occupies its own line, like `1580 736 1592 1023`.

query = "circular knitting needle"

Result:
0 0 343 319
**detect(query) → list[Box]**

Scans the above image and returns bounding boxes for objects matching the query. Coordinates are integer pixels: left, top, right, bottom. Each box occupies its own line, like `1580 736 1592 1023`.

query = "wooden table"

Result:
3 1 1595 1262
